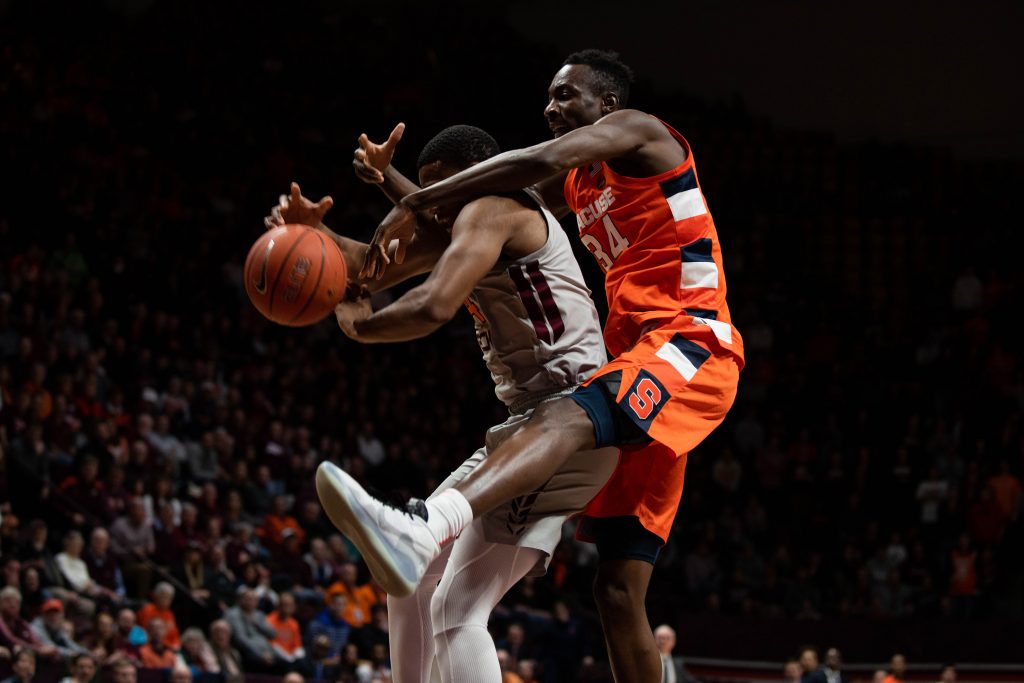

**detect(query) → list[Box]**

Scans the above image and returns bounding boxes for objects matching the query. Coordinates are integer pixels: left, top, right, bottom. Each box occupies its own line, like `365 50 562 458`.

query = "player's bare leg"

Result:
316 398 594 595
452 398 595 514
594 559 661 683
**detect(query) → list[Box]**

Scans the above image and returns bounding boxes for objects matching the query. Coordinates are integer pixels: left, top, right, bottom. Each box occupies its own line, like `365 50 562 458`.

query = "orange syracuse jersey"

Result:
563 117 744 367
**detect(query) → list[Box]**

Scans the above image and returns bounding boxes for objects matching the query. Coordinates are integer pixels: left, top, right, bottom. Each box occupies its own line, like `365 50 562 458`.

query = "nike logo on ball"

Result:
253 238 275 293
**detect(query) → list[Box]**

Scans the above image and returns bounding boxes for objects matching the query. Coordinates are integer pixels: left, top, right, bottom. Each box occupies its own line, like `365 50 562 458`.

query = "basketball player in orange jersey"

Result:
318 49 744 683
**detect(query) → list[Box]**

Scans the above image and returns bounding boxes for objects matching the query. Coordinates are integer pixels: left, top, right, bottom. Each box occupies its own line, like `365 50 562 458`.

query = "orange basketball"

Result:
244 224 347 326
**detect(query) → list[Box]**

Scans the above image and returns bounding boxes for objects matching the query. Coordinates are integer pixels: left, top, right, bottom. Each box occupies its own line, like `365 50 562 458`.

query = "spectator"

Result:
54 532 105 607
949 534 978 617
282 674 304 683
262 497 305 552
882 654 908 683
152 503 183 570
109 500 155 597
82 612 125 667
82 528 126 603
137 583 181 650
111 662 137 683
1 649 36 683
186 433 220 484
169 663 192 683
267 592 304 664
292 634 338 683
498 649 524 683
207 620 243 681
302 539 337 589
987 460 1022 522
653 624 698 683
937 664 957 683
325 563 378 629
517 660 540 683
305 595 351 661
0 587 57 659
808 648 848 683
355 605 388 656
177 627 218 675
58 653 95 683
224 587 278 669
798 647 820 683
113 608 145 661
17 523 84 618
139 618 176 668
356 423 385 467
174 543 214 626
30 599 88 658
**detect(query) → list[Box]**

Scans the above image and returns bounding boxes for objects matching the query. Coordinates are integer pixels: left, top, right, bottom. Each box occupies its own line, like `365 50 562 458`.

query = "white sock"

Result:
425 489 473 546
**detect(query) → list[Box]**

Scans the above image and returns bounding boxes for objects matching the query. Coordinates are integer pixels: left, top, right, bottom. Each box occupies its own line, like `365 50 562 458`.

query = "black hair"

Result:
416 125 500 170
562 49 635 106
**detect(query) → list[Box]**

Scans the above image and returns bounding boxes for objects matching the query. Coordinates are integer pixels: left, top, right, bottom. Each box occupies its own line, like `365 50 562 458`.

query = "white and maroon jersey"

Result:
464 189 607 412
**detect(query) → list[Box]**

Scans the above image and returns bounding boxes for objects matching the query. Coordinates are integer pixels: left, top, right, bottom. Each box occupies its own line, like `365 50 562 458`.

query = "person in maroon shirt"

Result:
0 587 57 659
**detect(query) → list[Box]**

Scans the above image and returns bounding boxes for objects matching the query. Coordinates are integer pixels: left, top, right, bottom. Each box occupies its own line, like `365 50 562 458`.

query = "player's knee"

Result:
429 581 483 635
593 570 644 617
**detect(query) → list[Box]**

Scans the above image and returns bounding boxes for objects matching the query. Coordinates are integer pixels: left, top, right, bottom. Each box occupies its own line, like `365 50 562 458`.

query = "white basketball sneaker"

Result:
315 461 439 597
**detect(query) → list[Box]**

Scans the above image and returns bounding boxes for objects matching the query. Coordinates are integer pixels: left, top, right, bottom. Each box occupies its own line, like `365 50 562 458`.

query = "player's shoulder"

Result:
459 192 543 227
596 109 670 136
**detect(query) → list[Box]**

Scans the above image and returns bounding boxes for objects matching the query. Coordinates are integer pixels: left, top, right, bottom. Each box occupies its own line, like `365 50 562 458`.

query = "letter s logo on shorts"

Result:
618 370 669 432
628 378 662 420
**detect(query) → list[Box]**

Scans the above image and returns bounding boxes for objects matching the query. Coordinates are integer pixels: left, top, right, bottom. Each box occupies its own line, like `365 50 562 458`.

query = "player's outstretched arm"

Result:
352 123 422 205
335 197 511 343
266 182 445 292
360 110 664 278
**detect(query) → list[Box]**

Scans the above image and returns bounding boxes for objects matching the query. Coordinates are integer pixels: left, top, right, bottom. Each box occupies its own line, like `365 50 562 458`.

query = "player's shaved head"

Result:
417 125 500 171
562 49 635 106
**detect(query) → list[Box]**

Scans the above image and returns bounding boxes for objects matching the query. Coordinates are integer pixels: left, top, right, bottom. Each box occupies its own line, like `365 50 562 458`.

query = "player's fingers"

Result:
395 240 407 265
314 196 333 220
278 194 289 210
290 182 302 202
385 122 405 149
358 133 374 152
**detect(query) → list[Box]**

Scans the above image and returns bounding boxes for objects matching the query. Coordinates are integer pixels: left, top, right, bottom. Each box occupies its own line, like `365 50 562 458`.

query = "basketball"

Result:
244 224 347 326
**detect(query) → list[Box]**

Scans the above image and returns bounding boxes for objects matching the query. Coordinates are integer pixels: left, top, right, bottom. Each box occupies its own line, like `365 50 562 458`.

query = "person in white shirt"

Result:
55 532 96 597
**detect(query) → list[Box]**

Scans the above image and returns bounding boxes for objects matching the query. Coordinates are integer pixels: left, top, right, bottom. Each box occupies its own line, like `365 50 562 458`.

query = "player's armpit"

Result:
531 172 572 220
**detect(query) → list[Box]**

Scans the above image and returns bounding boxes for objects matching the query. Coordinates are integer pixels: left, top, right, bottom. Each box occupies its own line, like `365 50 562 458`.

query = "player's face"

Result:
545 65 606 137
418 160 465 229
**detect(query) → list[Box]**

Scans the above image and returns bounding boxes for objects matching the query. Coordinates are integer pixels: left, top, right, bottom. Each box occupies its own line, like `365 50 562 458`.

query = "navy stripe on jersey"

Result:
508 265 552 344
661 168 707 222
669 335 712 369
659 167 698 197
684 308 718 320
525 262 565 343
681 238 714 263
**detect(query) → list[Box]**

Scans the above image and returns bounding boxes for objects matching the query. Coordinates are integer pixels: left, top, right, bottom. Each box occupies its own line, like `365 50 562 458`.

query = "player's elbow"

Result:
420 298 457 326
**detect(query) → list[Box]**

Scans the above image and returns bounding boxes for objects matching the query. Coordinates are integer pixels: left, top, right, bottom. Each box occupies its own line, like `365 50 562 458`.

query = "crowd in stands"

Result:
1 2 1023 682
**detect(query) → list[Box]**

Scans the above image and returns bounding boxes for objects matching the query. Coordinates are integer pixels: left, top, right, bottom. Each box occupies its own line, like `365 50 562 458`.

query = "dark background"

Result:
1 0 1023 676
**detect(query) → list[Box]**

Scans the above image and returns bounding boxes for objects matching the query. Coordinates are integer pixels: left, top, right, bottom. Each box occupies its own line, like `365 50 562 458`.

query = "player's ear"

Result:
601 92 619 114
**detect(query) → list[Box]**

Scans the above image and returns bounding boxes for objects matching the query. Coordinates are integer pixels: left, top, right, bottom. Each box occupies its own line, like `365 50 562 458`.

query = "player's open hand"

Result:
359 202 416 280
334 296 373 341
264 182 333 231
353 122 405 184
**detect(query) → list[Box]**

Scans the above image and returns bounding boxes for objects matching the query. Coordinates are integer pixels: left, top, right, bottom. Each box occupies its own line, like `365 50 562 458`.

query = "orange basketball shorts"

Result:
569 324 740 541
